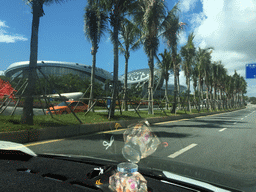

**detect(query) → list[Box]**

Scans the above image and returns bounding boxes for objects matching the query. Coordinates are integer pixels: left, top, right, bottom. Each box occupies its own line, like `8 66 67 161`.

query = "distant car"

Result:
46 101 88 115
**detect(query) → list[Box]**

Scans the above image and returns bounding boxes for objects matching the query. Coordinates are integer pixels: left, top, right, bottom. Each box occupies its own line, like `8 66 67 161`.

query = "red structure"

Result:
0 79 17 100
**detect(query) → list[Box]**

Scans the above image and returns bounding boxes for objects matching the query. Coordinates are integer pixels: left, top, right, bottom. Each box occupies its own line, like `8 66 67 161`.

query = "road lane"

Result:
168 143 198 158
24 106 256 185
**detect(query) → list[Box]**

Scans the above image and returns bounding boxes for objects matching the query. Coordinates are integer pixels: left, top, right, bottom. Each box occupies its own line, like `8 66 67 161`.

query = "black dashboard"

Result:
0 150 249 192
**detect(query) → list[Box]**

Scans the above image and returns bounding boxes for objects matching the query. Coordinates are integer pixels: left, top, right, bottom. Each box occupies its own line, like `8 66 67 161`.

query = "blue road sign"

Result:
246 64 256 79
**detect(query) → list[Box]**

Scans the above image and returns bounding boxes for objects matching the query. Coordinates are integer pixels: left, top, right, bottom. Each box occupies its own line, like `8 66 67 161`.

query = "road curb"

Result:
0 108 244 144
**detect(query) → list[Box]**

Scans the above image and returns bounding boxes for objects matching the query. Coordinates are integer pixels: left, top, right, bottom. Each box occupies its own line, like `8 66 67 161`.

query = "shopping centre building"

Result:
3 61 186 98
119 68 187 98
4 61 113 84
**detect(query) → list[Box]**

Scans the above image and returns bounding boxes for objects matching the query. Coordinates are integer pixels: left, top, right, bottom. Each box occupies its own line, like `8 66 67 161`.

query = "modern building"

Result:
3 61 186 98
4 61 113 84
119 68 187 98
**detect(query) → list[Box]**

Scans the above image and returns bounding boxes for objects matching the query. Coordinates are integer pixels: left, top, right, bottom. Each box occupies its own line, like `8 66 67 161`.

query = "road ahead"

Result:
22 105 256 191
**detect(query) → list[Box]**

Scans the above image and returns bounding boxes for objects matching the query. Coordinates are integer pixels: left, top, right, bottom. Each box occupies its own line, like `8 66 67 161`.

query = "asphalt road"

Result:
22 105 256 191
0 106 48 116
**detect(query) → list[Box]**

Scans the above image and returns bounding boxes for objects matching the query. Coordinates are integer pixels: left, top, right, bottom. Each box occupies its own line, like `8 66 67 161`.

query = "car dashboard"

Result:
0 150 246 192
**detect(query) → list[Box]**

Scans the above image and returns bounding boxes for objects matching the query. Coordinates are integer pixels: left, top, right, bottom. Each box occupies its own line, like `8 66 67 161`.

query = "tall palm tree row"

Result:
217 62 227 109
175 53 182 109
22 0 69 125
203 50 213 111
194 47 213 111
180 32 196 112
157 49 172 110
162 13 184 113
133 0 180 114
118 18 141 111
84 0 108 112
99 0 138 119
211 62 218 110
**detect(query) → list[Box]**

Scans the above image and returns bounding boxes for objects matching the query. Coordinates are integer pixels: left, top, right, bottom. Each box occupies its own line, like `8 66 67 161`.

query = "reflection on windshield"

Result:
57 102 71 106
122 121 161 163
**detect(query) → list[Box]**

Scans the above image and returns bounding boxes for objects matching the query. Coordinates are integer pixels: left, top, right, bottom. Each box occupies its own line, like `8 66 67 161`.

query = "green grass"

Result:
0 107 243 133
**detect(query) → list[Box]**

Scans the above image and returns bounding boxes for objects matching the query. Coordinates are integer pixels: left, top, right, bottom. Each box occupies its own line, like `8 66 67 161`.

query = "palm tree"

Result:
163 14 184 113
100 0 138 119
218 63 227 109
240 76 247 106
233 70 240 108
211 62 218 110
84 0 108 112
21 0 69 125
195 47 213 111
181 32 196 112
203 51 213 111
176 53 182 110
118 18 141 111
191 60 199 108
207 64 214 111
157 49 172 110
133 0 179 114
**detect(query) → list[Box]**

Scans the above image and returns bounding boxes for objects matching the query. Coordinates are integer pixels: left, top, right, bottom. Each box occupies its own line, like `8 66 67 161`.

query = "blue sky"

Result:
1 0 256 97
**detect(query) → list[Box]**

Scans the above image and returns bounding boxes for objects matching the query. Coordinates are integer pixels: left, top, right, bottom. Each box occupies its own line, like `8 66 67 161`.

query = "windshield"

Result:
0 0 256 191
57 101 71 107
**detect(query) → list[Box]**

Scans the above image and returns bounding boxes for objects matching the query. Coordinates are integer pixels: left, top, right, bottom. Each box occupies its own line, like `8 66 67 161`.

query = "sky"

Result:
0 0 256 97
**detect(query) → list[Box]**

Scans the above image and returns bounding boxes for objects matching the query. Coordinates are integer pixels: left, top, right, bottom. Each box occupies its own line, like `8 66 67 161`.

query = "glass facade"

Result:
5 61 111 85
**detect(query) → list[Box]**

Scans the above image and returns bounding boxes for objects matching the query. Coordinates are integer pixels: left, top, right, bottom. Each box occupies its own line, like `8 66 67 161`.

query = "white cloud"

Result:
178 31 187 46
190 0 256 96
0 20 27 43
180 0 199 13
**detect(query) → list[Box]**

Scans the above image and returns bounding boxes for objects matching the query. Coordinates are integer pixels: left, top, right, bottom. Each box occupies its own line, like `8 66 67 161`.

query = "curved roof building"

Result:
4 61 113 83
119 68 187 98
119 68 162 84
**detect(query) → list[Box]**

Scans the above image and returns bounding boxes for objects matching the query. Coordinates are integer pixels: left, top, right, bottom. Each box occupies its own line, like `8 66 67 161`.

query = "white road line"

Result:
233 122 237 124
219 128 227 132
241 118 244 120
168 143 197 158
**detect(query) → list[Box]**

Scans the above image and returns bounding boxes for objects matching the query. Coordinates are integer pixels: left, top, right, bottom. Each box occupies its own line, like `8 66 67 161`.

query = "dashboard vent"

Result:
42 173 68 182
70 181 101 190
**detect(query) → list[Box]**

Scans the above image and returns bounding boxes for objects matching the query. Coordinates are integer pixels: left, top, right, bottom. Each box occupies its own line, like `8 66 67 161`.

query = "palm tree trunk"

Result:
123 56 128 111
209 87 212 111
198 76 201 111
21 0 42 125
109 22 119 119
165 77 168 110
148 48 154 115
200 79 203 111
187 77 191 112
177 69 180 110
171 55 177 114
193 85 196 110
201 79 204 109
206 85 209 111
89 44 96 113
220 89 223 109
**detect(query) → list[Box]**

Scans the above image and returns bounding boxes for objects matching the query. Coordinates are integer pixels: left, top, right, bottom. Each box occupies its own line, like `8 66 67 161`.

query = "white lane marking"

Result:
241 118 244 120
219 128 227 132
233 122 237 124
168 143 197 158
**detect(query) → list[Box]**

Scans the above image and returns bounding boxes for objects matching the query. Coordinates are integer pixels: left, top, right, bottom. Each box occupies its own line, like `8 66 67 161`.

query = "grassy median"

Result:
0 107 242 133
